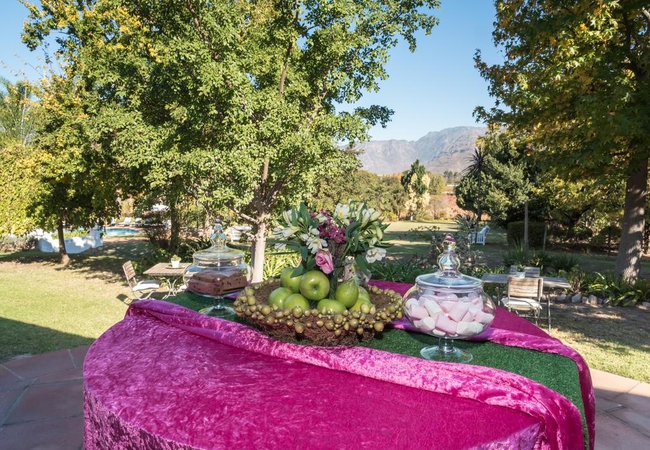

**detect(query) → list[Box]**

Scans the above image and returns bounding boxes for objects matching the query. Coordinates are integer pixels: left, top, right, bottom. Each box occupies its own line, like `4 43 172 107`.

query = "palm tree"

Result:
0 77 37 146
463 146 490 226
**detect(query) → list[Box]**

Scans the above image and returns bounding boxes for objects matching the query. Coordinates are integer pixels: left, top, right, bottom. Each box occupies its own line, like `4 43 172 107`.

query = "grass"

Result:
1 224 650 383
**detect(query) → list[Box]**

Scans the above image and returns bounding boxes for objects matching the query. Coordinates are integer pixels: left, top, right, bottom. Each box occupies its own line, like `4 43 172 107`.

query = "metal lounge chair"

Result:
122 261 161 300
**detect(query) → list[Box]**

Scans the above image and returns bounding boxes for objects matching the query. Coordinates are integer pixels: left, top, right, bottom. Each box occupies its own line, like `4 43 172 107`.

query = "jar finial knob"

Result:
437 233 460 277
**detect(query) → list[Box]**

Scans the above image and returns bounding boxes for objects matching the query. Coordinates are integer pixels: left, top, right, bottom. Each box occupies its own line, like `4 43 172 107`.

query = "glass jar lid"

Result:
414 234 482 290
192 223 244 266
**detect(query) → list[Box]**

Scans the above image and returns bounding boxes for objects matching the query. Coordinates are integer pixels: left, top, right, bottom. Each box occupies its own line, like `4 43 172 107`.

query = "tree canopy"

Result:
23 0 440 279
475 1 650 279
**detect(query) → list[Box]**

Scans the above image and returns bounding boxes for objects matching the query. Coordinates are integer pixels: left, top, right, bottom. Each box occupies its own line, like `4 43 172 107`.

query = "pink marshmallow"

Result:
471 296 484 307
423 298 443 317
440 301 456 313
434 315 458 335
447 302 470 322
468 304 482 315
415 316 437 332
475 311 495 325
461 310 474 323
409 304 429 320
405 298 419 310
457 321 484 336
444 293 459 301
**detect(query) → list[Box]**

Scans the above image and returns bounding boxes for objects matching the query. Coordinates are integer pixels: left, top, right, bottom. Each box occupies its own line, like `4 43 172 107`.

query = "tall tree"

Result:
462 146 490 225
23 0 440 281
475 1 649 280
28 74 124 264
401 159 430 220
0 77 36 147
0 78 39 235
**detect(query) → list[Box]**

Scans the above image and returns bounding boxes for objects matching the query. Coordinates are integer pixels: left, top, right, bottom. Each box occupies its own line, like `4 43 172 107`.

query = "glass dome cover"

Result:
414 237 482 290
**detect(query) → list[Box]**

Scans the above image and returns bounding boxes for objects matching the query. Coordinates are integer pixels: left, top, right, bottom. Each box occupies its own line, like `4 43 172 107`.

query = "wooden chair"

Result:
501 276 550 331
524 266 541 278
122 261 160 300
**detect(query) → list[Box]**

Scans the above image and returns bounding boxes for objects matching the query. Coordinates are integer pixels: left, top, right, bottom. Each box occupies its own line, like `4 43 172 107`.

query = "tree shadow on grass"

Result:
0 317 96 363
0 237 157 284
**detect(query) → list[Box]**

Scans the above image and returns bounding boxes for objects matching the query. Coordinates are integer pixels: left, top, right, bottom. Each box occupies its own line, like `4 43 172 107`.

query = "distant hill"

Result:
356 126 487 175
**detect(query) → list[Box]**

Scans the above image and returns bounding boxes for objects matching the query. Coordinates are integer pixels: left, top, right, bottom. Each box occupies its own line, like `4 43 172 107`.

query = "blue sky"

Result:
0 1 502 142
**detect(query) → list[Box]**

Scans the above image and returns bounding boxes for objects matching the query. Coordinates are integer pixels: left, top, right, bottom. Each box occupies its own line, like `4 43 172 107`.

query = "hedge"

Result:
507 221 546 248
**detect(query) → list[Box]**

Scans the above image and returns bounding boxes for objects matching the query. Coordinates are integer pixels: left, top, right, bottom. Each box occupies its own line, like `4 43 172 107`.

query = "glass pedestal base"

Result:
420 338 473 363
199 296 235 318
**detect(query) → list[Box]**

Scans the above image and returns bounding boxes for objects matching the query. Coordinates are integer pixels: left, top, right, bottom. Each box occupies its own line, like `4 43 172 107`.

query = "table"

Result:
143 262 189 298
481 273 571 290
84 282 594 450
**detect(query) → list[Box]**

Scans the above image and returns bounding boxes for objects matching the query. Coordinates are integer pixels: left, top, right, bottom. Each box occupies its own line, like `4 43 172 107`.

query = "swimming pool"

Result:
105 228 140 237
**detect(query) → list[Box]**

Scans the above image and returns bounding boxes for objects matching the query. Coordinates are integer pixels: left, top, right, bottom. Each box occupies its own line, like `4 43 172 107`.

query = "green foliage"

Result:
243 250 301 280
0 234 37 252
549 254 580 274
23 0 441 279
311 169 406 219
401 160 431 220
507 221 546 249
369 257 434 284
475 1 650 279
456 130 535 226
585 273 650 307
0 77 37 147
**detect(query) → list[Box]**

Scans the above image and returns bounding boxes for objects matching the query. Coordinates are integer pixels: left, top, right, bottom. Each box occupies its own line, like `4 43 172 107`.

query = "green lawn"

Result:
1 227 649 384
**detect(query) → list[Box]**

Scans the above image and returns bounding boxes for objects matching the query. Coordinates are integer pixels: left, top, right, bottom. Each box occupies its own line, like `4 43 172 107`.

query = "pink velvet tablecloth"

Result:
84 282 594 450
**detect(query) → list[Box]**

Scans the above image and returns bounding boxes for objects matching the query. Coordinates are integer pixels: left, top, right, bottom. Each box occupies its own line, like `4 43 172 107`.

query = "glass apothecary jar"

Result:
183 224 251 317
403 235 495 362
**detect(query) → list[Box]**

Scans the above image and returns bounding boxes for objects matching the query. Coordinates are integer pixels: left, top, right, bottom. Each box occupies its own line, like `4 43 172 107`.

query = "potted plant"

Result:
170 255 181 269
516 264 526 278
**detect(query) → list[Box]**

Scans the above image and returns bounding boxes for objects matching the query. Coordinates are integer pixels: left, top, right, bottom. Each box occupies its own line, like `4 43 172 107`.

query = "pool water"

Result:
105 228 140 237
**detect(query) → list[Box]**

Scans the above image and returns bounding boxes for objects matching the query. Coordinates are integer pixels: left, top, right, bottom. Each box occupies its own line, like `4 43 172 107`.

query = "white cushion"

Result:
134 280 160 291
501 297 542 311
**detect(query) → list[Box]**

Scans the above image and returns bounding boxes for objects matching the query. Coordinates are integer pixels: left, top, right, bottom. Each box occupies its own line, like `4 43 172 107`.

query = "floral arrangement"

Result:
272 201 390 292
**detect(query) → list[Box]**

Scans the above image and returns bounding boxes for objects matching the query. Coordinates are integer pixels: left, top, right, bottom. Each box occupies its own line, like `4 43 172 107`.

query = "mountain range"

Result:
356 126 487 175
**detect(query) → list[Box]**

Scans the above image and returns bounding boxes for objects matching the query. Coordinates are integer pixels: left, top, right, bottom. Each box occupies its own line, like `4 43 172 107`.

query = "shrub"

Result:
507 221 546 248
585 273 646 306
0 235 37 252
370 257 435 284
549 253 580 273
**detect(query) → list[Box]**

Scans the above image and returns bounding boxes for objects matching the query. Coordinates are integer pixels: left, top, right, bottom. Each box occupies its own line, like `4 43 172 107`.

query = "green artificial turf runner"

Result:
170 293 588 449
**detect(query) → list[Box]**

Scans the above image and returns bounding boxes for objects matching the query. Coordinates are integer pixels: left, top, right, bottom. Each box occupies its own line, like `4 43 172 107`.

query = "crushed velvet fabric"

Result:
370 280 595 450
85 295 589 450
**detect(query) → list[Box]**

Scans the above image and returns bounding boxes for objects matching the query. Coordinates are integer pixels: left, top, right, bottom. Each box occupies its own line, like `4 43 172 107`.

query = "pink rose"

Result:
315 250 334 274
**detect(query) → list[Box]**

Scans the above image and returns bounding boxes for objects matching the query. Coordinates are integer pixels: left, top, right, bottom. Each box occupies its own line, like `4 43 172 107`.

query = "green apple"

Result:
299 270 330 301
357 286 370 302
280 267 302 293
350 297 372 312
268 287 293 309
335 279 359 308
317 298 347 314
284 293 310 311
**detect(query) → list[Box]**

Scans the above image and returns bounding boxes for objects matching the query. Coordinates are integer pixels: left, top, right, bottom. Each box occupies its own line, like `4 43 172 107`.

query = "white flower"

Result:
316 212 328 223
360 208 377 227
274 243 286 251
365 247 386 263
282 226 300 238
281 209 293 225
306 235 327 254
272 226 285 240
334 203 350 221
309 227 320 236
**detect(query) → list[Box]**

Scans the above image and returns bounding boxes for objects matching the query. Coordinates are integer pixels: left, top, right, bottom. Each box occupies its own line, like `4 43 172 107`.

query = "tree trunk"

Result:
250 222 267 283
57 218 70 265
169 202 180 255
524 201 529 252
614 157 648 280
